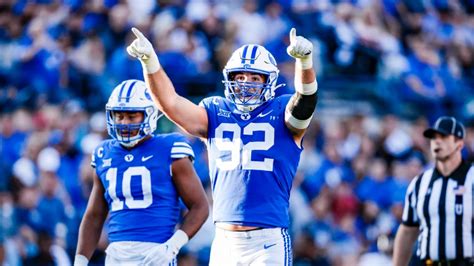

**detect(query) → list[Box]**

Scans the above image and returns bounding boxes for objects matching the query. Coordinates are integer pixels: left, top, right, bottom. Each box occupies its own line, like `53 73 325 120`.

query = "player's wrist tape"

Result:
141 53 161 74
167 229 189 251
296 56 313 70
295 80 317 95
74 254 89 266
285 112 313 129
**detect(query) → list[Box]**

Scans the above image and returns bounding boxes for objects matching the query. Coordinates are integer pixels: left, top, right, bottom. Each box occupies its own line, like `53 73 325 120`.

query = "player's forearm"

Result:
179 201 209 239
393 225 419 266
76 214 105 258
285 66 318 136
295 66 316 85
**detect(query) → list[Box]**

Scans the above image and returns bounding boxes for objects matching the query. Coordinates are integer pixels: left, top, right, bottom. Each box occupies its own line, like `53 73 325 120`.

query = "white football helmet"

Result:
106 79 162 147
223 44 280 112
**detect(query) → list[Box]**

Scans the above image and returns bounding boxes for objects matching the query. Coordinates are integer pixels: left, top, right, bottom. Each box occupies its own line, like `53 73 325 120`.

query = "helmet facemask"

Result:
106 80 162 147
106 107 156 147
224 72 274 112
223 44 280 112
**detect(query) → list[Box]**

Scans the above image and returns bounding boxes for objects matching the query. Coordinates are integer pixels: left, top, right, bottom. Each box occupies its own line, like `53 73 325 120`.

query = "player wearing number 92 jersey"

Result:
200 95 300 228
74 79 208 266
127 26 318 265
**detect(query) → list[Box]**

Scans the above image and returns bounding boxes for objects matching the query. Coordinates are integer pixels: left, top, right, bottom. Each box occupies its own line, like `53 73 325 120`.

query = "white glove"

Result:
286 28 313 70
127 27 161 74
73 254 89 266
143 230 189 266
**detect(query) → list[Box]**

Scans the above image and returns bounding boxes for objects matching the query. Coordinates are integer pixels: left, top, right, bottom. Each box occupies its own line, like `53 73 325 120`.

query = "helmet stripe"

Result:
118 81 127 102
241 45 249 64
125 80 137 102
249 45 258 64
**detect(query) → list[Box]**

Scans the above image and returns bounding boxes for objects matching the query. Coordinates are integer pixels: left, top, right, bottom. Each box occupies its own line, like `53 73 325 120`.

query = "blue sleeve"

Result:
199 96 218 116
91 141 108 168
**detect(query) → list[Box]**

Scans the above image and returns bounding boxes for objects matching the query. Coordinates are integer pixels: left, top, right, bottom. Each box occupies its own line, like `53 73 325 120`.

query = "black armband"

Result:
288 92 318 120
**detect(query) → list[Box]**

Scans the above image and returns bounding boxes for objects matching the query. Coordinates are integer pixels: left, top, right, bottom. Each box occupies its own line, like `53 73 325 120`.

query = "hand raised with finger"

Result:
126 27 161 74
286 28 313 61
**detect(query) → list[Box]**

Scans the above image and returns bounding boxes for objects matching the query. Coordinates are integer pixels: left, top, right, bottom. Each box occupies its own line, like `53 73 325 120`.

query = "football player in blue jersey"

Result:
127 27 317 265
74 79 209 266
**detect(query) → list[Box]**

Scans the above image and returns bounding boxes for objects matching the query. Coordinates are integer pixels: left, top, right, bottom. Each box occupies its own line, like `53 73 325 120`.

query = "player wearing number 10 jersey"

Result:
74 80 208 266
128 27 318 265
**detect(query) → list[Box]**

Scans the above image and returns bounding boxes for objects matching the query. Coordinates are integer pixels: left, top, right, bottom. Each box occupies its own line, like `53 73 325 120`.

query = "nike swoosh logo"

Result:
142 155 153 162
264 243 277 249
257 110 273 118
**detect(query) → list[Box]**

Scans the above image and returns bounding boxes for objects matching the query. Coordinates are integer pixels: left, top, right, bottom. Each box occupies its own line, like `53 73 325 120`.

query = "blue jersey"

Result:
91 134 194 243
200 95 302 228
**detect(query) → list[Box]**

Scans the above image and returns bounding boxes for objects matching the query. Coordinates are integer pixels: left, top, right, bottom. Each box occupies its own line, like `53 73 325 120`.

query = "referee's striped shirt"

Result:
402 160 473 261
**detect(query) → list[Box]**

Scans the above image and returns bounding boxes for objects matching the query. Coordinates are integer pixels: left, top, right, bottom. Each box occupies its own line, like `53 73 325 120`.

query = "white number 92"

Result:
214 123 274 171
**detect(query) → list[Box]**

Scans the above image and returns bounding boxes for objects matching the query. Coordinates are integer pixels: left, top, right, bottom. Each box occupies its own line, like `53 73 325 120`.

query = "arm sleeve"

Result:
287 92 318 121
402 176 420 227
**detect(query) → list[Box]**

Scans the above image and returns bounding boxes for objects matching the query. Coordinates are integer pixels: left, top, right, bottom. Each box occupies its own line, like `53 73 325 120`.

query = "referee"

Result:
393 116 473 266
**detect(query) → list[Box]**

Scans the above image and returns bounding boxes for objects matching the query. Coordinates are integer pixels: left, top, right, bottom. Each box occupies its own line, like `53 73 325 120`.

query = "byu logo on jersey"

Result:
124 154 134 162
241 113 251 120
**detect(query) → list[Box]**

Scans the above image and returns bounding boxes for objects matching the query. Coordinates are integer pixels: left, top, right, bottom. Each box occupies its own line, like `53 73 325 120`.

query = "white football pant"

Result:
210 227 292 265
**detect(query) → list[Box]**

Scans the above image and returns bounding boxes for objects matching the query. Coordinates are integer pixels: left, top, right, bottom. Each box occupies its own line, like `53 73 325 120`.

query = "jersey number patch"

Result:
214 123 274 171
106 166 152 211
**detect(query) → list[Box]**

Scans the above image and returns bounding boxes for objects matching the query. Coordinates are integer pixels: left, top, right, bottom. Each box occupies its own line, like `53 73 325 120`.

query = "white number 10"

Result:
214 123 274 171
105 166 153 211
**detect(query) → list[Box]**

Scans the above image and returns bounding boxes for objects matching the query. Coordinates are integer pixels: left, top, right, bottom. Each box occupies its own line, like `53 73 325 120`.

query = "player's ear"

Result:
455 138 464 151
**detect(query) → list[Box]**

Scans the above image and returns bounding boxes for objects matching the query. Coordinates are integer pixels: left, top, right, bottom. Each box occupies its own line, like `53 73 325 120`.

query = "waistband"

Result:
215 227 287 238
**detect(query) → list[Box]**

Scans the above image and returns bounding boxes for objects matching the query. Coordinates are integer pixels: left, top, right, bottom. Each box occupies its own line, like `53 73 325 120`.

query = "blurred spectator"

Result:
355 158 392 210
398 35 464 121
294 188 332 266
228 0 267 46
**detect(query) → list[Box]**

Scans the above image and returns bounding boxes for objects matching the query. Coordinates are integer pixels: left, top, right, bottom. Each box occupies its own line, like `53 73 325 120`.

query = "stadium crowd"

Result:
0 0 473 265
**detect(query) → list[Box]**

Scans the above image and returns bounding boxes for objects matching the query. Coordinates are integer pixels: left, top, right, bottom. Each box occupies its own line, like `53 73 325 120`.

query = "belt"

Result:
423 258 472 266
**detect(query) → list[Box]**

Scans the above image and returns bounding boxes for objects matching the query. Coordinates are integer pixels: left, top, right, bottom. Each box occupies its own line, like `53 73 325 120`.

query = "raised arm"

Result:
127 28 208 138
74 172 108 266
284 28 318 145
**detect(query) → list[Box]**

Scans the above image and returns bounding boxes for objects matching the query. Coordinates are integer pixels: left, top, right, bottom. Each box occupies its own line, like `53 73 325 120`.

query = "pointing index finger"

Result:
289 28 296 43
131 27 145 40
